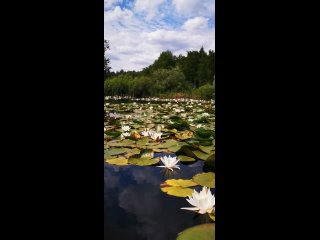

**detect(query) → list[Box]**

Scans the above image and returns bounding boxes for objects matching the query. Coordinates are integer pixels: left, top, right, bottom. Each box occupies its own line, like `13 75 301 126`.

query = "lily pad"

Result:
107 148 130 156
179 146 196 158
192 150 210 161
195 128 214 140
175 130 194 140
140 149 154 158
136 137 149 146
199 145 213 154
106 157 128 166
209 209 215 221
107 139 135 147
178 155 196 162
128 157 160 166
163 179 197 188
157 139 179 148
167 145 182 152
192 172 215 188
160 186 193 197
176 223 215 240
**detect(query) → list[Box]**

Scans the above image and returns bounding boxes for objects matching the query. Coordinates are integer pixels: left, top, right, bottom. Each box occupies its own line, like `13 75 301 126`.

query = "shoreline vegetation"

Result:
105 96 215 103
104 41 215 100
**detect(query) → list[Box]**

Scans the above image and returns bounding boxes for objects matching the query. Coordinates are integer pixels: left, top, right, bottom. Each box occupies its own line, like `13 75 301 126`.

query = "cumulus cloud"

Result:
104 0 215 71
182 17 209 31
172 0 215 18
134 0 166 20
104 0 123 10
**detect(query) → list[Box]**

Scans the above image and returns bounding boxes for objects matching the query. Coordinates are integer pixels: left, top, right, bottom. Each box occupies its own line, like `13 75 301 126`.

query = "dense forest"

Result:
104 40 215 100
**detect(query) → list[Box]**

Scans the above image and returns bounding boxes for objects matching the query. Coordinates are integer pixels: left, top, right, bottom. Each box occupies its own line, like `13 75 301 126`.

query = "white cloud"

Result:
104 0 123 9
182 17 209 31
172 0 215 18
134 0 166 20
104 2 215 71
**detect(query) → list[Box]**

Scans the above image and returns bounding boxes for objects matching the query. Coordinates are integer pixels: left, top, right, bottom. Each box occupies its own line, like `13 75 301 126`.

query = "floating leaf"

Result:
209 213 215 221
105 130 121 137
164 179 197 188
140 149 154 158
209 209 215 221
106 157 128 166
178 155 196 162
107 139 135 147
175 130 194 140
192 172 215 188
199 145 213 154
136 137 149 146
128 157 160 166
195 128 214 140
157 139 178 148
206 153 215 161
160 186 193 197
176 223 215 240
179 146 196 158
107 148 130 156
162 128 178 133
192 150 210 161
167 145 181 152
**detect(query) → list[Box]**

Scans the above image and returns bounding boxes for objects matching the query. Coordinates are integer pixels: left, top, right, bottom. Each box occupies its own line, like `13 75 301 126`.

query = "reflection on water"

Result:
104 158 211 240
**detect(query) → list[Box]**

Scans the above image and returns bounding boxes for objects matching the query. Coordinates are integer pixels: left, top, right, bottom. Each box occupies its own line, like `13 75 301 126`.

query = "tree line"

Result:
104 40 215 100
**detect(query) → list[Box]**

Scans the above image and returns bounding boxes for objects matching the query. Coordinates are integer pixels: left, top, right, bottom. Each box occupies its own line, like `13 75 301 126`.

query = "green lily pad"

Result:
107 148 130 156
105 130 122 137
178 155 196 162
128 157 160 166
192 150 210 161
136 137 149 146
199 145 213 154
106 157 128 166
140 149 154 158
157 139 178 148
160 186 193 197
176 223 215 240
167 145 182 152
195 128 213 139
192 172 215 188
209 210 215 221
179 146 196 158
163 179 197 188
175 130 194 140
107 139 135 147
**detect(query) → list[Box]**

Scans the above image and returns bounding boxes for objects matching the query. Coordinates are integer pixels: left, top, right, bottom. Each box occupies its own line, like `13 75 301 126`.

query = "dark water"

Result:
104 154 213 240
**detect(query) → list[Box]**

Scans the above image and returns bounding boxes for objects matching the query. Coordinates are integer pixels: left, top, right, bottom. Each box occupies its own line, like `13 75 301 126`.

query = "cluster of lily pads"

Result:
104 98 215 239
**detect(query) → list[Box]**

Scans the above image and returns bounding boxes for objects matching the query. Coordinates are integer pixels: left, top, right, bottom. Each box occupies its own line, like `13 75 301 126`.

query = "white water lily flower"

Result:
196 124 203 128
181 187 215 214
109 112 120 119
122 126 130 132
202 112 210 117
150 131 162 141
141 128 151 137
120 132 131 138
157 155 180 171
125 115 132 120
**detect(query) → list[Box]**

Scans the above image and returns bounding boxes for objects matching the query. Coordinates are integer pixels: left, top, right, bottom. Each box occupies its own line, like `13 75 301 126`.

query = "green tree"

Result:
104 40 111 79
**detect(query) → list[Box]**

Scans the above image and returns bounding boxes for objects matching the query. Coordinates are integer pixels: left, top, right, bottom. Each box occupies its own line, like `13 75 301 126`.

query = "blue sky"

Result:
104 0 215 71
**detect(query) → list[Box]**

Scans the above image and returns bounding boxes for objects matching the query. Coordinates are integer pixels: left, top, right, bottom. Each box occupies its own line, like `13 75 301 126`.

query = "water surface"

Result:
104 156 213 240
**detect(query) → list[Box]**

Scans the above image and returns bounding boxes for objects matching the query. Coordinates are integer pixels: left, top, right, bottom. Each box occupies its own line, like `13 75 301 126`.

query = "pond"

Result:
104 98 215 240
